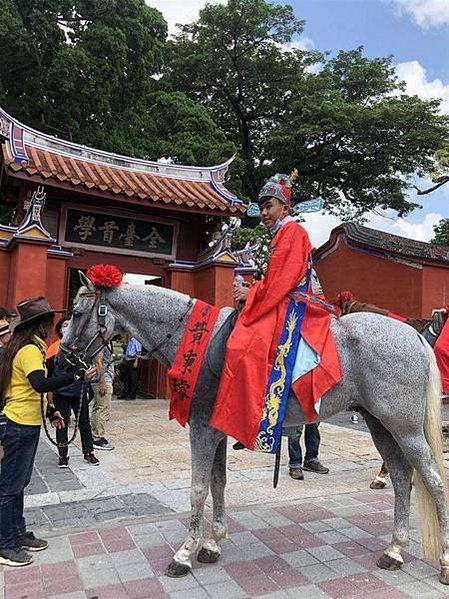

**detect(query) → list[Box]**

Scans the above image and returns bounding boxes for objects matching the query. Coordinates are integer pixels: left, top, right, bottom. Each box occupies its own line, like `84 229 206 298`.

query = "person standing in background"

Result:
91 347 115 450
0 297 96 567
47 318 100 468
120 337 142 401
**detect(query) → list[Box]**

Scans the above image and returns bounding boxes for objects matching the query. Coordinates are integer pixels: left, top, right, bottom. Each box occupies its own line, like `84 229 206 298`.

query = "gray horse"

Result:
59 281 449 585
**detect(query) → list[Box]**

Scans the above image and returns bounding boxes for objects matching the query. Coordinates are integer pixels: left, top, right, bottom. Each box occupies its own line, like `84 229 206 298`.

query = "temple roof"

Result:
0 107 244 215
315 222 449 265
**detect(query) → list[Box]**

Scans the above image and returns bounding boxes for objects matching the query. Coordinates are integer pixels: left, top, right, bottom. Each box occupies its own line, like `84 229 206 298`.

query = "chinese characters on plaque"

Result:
65 209 175 257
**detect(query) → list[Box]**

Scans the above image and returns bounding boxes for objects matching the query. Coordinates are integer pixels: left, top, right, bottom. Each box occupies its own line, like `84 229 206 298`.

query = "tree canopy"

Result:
165 0 448 217
431 217 449 246
0 0 234 165
0 0 448 219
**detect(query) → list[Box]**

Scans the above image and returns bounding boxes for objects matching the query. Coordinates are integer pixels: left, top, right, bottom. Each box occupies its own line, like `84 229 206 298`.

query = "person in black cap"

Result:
0 296 96 567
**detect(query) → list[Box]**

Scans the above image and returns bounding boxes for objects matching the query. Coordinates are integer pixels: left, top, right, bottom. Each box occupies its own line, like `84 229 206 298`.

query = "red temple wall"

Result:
46 256 69 312
7 242 50 308
315 240 424 318
0 250 10 306
422 266 449 317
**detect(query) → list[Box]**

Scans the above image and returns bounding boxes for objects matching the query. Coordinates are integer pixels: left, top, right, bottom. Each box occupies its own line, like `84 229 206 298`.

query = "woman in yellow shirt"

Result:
0 296 96 567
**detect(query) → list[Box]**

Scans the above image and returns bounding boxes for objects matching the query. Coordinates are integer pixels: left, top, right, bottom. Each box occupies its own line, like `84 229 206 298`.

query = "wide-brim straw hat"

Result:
14 296 58 332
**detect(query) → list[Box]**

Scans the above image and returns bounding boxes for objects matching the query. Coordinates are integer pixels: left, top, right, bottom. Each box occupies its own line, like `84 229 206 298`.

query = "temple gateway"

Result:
0 107 246 397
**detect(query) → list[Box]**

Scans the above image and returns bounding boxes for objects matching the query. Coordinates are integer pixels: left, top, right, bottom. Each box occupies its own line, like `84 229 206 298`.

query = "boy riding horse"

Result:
210 174 341 452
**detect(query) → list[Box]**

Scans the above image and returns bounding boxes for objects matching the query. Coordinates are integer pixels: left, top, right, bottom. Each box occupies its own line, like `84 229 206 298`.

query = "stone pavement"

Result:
3 489 449 598
2 398 447 598
24 400 384 527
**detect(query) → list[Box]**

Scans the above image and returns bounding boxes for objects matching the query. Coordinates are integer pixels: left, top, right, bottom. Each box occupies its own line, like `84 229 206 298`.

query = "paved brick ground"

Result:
9 399 449 598
3 489 449 599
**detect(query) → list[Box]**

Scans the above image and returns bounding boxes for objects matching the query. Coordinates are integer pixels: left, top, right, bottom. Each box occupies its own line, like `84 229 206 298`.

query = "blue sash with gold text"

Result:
254 265 311 453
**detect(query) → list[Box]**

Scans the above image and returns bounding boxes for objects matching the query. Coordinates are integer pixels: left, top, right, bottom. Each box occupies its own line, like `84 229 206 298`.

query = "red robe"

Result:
435 318 449 393
209 220 342 448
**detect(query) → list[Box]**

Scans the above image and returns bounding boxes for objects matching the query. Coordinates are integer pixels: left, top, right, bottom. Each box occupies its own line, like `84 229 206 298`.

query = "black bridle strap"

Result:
62 293 195 366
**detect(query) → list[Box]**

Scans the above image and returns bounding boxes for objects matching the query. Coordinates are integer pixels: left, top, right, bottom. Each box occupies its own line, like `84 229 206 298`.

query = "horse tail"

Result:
415 341 447 561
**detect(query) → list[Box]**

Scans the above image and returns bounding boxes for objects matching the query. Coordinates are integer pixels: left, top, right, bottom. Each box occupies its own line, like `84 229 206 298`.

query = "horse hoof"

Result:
370 480 386 490
197 547 221 563
439 568 449 585
165 560 191 578
377 554 402 570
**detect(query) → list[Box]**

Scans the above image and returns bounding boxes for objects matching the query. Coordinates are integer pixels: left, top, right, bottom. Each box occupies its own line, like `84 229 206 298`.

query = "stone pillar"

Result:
7 238 53 307
194 261 237 307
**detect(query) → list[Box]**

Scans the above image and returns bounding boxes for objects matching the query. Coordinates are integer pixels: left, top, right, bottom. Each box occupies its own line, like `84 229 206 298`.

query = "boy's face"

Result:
260 197 289 230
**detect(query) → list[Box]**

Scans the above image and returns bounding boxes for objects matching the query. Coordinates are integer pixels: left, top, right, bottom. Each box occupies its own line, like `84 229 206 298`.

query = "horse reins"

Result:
40 386 84 448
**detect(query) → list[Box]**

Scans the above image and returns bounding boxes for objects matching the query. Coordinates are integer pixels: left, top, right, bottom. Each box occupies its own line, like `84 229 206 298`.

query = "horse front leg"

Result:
370 461 390 490
198 436 228 564
166 423 221 578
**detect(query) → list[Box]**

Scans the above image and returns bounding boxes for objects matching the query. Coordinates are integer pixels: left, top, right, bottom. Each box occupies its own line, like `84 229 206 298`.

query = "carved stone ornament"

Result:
0 115 10 138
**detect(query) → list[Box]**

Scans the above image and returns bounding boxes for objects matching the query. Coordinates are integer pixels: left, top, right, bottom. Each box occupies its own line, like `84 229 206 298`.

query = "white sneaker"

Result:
351 414 359 424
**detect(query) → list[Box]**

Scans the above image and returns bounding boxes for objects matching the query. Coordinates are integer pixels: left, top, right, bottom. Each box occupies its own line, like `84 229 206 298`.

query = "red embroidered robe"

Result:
209 220 342 448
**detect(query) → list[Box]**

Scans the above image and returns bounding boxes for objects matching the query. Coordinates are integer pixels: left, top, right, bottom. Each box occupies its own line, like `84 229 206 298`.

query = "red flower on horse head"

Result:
87 264 123 289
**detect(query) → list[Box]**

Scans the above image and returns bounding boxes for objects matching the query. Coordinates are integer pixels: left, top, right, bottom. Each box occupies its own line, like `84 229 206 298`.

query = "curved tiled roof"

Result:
0 106 244 215
315 222 449 264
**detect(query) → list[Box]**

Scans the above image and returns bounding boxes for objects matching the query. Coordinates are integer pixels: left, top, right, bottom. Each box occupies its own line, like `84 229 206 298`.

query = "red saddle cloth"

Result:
168 300 220 426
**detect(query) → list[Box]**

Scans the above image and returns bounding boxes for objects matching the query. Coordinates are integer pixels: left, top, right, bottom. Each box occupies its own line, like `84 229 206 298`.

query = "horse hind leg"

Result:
392 345 449 584
166 425 222 578
362 410 413 571
198 437 228 564
394 432 449 584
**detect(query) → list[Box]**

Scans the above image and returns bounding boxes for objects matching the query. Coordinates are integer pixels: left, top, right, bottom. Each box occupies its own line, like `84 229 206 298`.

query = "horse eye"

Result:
72 311 82 319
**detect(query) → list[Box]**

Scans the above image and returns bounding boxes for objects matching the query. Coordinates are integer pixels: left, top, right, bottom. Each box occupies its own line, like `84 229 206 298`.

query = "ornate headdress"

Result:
257 169 299 208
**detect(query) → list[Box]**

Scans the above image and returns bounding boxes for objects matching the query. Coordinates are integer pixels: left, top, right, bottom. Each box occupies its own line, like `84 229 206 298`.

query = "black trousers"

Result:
122 360 139 399
53 391 94 458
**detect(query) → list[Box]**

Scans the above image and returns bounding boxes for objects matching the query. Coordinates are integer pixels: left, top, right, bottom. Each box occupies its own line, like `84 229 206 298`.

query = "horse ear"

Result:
79 270 94 291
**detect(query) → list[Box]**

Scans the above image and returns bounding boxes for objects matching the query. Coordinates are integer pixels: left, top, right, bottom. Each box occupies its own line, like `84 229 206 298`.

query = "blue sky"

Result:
150 0 449 245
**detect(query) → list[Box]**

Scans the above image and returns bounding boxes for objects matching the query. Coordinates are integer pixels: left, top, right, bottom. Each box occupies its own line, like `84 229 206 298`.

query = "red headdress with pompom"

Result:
87 264 123 289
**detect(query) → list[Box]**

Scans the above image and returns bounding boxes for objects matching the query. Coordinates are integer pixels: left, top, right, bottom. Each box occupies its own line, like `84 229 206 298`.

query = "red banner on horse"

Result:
168 300 220 426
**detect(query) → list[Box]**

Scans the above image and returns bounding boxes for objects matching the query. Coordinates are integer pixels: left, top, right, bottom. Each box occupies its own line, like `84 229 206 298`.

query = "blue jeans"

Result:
0 415 40 548
287 423 320 468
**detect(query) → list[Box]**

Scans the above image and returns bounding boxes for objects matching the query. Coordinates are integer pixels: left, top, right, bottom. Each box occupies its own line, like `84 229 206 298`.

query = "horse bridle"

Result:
59 289 111 371
59 289 194 370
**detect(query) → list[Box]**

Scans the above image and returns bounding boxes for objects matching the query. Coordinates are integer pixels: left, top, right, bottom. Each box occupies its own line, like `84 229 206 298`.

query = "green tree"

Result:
431 218 449 247
164 0 312 202
108 91 236 166
270 48 448 218
166 1 449 216
415 142 449 196
0 0 167 148
0 0 235 166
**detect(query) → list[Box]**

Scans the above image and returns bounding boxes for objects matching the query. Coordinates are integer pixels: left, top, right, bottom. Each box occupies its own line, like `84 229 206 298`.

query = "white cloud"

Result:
393 0 449 27
302 210 443 249
396 60 449 113
282 37 315 52
147 1 223 34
